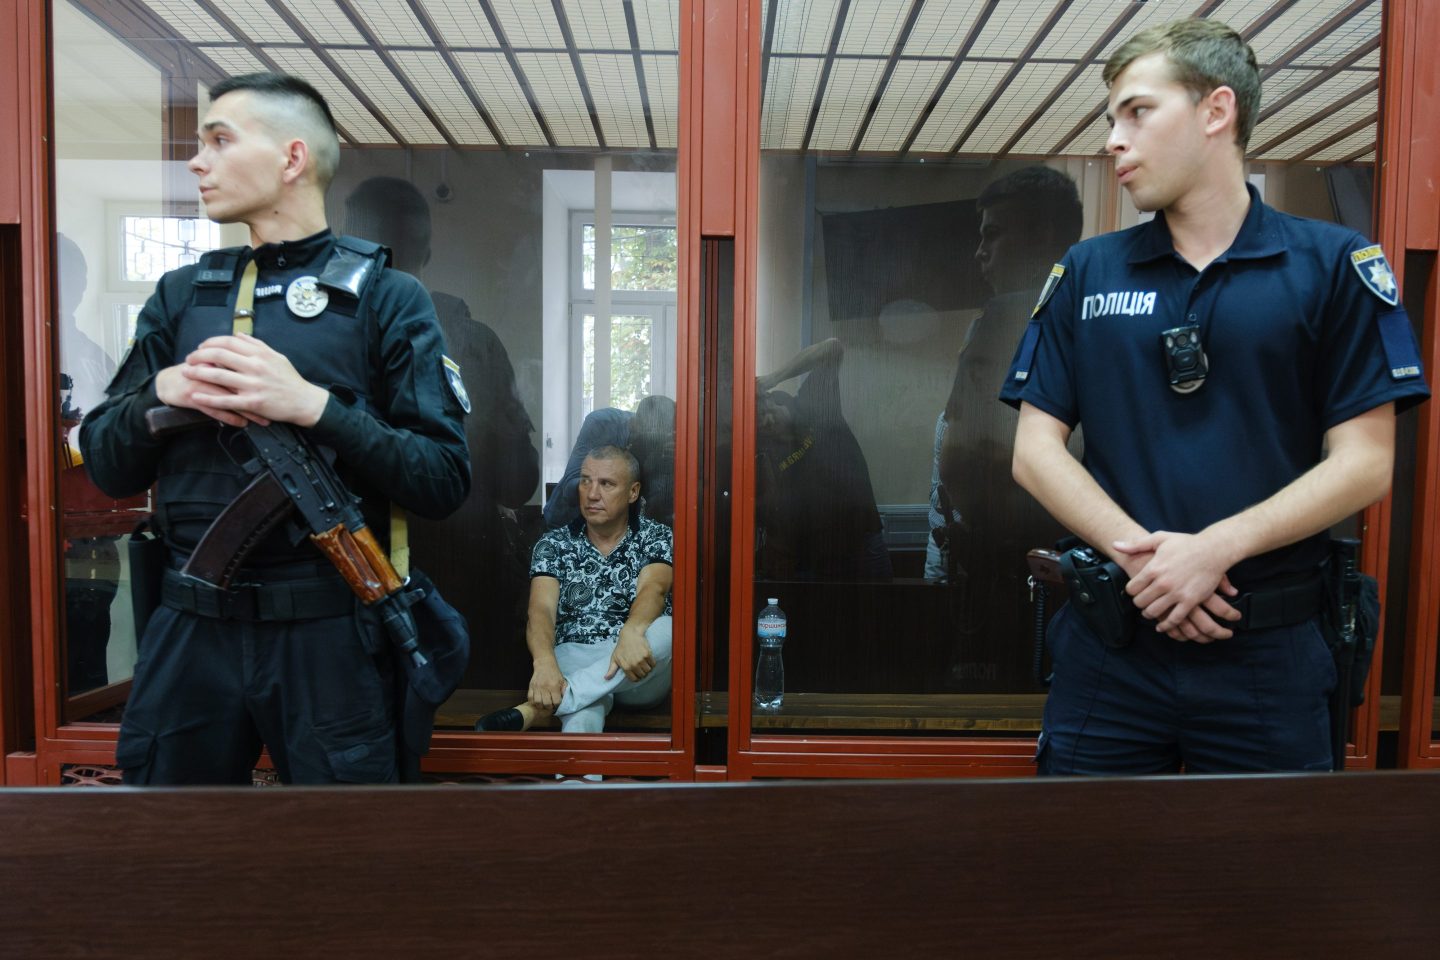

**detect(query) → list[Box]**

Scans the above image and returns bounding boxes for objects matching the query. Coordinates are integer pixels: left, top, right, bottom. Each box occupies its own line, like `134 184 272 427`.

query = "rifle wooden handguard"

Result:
310 524 403 604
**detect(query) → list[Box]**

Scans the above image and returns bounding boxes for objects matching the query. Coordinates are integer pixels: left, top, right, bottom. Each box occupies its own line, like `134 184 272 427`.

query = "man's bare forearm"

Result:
759 338 842 387
624 564 673 633
526 579 561 665
1012 403 1147 559
1201 404 1395 564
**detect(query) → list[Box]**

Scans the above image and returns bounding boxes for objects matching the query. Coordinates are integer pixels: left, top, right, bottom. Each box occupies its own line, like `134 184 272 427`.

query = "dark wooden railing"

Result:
3 773 1439 957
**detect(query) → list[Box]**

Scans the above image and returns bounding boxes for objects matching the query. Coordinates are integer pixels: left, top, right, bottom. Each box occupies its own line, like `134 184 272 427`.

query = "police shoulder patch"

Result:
442 355 471 414
1350 244 1399 307
1032 263 1066 317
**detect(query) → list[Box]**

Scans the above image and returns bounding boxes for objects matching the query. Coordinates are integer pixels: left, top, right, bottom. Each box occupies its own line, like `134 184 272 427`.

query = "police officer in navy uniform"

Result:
1002 20 1429 774
81 73 469 785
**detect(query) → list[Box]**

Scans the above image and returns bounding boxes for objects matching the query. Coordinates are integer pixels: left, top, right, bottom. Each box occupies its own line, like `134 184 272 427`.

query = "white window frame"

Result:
568 209 678 436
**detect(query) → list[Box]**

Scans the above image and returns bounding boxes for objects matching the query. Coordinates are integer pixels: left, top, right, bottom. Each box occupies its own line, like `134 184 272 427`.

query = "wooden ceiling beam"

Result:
405 0 509 148
190 0 360 145
623 0 659 150
1250 77 1377 156
1286 112 1376 164
550 0 607 149
897 0 999 156
798 0 852 154
846 0 926 155
996 0 1146 157
262 0 411 146
332 0 462 148
1259 0 1377 79
477 0 558 148
1256 36 1380 125
946 0 1074 156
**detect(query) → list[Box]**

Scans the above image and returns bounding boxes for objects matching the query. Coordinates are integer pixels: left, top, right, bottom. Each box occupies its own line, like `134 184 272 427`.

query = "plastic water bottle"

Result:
754 598 786 709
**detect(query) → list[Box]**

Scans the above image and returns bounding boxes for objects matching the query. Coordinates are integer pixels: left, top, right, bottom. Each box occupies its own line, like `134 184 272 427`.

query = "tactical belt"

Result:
1225 574 1325 631
161 567 354 622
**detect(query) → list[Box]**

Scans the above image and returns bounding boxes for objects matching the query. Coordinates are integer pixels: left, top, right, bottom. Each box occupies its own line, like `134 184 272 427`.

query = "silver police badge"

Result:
285 275 329 318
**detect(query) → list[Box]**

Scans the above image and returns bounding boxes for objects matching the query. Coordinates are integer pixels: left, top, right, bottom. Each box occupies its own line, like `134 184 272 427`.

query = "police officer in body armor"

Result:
80 73 469 785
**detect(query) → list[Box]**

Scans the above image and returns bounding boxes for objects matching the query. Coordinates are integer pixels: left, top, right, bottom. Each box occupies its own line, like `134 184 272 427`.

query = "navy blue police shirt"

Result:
999 184 1429 585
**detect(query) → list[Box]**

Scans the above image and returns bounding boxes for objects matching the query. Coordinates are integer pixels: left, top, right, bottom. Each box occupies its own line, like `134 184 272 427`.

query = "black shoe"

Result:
475 707 525 732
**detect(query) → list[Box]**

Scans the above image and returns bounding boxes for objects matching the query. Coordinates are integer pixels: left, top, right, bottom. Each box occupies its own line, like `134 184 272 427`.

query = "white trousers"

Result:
553 616 673 733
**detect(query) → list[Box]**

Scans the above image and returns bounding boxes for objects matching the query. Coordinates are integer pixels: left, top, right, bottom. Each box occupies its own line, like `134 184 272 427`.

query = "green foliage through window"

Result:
582 224 677 291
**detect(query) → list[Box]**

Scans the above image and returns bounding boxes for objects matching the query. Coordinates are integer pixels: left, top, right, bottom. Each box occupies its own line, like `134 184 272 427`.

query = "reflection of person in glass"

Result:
345 176 538 676
80 74 469 784
1003 21 1428 774
476 446 673 733
927 167 1082 587
928 169 1082 690
757 337 891 581
56 232 121 694
544 394 676 529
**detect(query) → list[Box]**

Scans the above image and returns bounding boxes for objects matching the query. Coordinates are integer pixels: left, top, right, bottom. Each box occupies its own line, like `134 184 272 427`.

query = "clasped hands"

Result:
155 332 330 429
1112 529 1244 643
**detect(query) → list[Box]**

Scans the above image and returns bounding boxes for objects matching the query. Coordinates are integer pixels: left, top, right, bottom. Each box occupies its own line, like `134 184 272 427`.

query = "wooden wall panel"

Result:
3 774 1439 957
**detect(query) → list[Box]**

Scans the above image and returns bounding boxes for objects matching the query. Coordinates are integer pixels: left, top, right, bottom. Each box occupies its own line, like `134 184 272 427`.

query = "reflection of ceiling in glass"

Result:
70 0 679 150
70 0 1378 163
760 0 1380 163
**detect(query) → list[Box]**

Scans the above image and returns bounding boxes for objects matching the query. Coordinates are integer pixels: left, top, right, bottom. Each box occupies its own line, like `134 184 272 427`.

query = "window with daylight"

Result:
570 212 678 422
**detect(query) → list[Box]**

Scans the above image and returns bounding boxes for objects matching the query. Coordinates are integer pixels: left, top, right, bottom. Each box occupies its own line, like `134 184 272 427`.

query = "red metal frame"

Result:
720 0 1437 779
5 0 1440 783
0 4 24 783
6 0 56 786
1 0 709 783
1388 0 1440 767
716 0 1040 779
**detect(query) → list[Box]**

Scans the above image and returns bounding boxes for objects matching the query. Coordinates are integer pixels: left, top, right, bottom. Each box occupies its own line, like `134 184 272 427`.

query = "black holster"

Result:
394 569 471 782
1324 538 1380 770
127 519 167 640
1060 545 1134 649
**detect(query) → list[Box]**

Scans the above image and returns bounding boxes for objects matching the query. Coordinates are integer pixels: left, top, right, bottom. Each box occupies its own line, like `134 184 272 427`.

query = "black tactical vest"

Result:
155 234 389 564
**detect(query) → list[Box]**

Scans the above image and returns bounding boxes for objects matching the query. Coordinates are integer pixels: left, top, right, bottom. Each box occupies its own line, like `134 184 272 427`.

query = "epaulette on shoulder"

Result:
320 234 392 300
192 246 249 287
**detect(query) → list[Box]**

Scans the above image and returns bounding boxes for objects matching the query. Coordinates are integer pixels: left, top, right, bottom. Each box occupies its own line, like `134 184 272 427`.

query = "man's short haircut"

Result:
975 166 1083 248
584 444 641 487
1104 19 1261 150
208 72 341 188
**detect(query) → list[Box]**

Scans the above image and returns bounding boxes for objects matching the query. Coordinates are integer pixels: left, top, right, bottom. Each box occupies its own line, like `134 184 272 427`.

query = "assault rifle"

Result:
145 405 427 668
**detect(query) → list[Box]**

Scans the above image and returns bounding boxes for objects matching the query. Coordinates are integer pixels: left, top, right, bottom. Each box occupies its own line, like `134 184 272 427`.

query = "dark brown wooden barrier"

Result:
3 773 1439 958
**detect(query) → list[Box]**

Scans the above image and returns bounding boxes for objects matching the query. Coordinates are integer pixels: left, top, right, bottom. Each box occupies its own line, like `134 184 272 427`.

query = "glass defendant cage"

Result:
2 0 1439 784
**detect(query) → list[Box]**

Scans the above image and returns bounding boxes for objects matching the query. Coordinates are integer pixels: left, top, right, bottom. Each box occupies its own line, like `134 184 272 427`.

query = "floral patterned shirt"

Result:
530 513 673 646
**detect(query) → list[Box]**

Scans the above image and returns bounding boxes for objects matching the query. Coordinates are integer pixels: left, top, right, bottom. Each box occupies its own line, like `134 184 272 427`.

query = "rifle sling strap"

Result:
229 254 410 579
233 260 258 337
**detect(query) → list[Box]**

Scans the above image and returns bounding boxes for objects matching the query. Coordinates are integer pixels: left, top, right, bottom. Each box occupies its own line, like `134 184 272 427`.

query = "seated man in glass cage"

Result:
476 444 673 734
